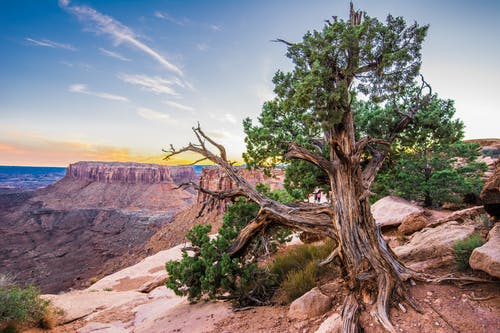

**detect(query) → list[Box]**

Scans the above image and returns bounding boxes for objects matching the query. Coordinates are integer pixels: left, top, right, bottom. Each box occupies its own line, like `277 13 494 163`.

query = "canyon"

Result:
0 162 197 293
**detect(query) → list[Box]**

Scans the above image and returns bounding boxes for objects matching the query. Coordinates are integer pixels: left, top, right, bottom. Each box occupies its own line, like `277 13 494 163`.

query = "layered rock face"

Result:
197 167 285 213
66 161 195 185
0 162 197 293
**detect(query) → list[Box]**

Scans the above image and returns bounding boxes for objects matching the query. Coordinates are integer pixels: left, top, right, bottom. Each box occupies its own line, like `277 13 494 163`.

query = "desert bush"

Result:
269 240 335 302
475 213 494 229
453 233 486 270
166 197 282 306
280 261 319 302
270 240 334 281
0 280 51 332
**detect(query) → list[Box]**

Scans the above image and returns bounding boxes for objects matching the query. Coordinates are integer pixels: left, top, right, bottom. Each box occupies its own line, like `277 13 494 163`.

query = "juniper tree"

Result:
165 4 467 332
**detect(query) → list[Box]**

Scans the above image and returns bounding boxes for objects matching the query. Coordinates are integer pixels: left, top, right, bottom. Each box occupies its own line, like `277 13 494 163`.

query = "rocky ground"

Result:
23 198 499 333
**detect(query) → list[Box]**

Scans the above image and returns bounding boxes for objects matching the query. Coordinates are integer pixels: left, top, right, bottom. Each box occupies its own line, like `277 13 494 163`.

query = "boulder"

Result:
315 313 341 333
397 212 429 235
470 223 500 278
480 160 500 218
394 221 475 270
371 196 424 228
288 287 332 320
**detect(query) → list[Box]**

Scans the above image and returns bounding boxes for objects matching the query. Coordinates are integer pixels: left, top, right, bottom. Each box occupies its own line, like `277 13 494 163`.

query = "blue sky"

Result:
0 0 498 166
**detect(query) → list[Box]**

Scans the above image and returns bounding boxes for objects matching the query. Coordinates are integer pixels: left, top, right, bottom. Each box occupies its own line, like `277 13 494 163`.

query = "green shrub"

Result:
0 282 50 331
269 240 335 302
453 233 486 270
270 240 334 282
165 197 280 306
280 261 318 302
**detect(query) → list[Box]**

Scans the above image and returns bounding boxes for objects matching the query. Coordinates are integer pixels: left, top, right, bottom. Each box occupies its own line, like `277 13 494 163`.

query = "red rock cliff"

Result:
197 167 285 213
66 161 196 186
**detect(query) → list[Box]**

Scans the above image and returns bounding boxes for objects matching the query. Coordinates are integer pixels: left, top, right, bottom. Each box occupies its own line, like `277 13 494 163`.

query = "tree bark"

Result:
326 117 414 333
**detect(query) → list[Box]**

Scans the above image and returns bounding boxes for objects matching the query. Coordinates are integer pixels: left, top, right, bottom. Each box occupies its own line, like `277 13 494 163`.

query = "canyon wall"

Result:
65 161 196 186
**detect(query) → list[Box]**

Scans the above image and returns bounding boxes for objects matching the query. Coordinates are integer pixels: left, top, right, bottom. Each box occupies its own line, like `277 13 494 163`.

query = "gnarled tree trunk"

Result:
166 121 425 332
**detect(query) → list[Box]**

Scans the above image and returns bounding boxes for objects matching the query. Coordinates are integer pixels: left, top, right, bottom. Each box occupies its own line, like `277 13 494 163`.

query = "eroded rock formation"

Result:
197 167 285 213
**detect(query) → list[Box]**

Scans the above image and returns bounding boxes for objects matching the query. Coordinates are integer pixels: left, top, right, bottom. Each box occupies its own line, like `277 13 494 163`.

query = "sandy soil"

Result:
210 279 500 333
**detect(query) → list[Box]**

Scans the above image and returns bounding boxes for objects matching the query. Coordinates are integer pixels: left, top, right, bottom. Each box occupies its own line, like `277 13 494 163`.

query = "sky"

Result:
0 0 498 167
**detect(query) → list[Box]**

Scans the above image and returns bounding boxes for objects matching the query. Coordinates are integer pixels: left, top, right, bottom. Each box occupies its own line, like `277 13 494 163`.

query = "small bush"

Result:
271 240 334 281
280 261 318 302
475 213 494 229
0 276 51 332
453 233 486 270
269 240 335 302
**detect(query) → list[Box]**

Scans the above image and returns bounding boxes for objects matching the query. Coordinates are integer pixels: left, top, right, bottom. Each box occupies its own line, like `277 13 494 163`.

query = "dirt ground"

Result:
210 279 499 333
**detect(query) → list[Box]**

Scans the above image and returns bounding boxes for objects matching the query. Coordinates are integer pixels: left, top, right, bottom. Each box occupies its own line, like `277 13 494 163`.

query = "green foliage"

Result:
281 261 318 303
453 233 485 270
269 240 334 302
0 280 50 331
475 214 494 229
243 6 428 197
355 93 486 206
374 142 486 206
166 191 294 306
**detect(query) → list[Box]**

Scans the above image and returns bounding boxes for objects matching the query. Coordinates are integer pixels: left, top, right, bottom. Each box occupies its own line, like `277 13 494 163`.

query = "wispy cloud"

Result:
60 61 93 71
98 47 131 61
196 43 209 51
118 73 181 96
25 37 76 51
154 11 190 26
223 113 237 124
136 107 176 123
69 83 129 102
59 0 183 76
163 100 194 112
210 24 222 32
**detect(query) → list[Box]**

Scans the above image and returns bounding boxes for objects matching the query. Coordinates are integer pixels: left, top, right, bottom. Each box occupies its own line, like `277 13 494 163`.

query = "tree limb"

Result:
271 38 294 46
284 142 334 175
355 137 390 156
166 124 337 255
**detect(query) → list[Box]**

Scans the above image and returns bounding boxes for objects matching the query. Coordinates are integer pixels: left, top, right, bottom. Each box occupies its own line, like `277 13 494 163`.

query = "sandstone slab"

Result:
288 287 332 320
43 290 148 324
394 221 475 270
371 196 424 228
89 243 185 292
470 223 500 278
77 322 128 333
